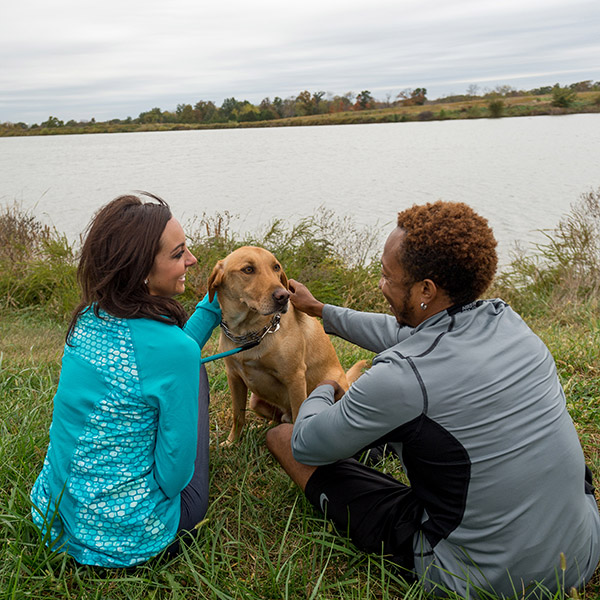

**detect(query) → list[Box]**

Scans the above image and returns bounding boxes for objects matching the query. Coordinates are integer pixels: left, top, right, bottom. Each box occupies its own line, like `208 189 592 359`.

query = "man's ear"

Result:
207 261 224 302
420 278 438 304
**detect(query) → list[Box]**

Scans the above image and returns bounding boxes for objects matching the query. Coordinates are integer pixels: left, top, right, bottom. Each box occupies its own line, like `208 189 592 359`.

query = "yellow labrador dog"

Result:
208 246 365 444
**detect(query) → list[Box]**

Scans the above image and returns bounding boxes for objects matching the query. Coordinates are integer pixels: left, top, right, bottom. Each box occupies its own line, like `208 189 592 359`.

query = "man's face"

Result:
378 228 419 327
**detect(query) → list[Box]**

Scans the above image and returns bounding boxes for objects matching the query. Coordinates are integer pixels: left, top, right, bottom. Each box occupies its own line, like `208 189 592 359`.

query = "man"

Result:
266 201 600 597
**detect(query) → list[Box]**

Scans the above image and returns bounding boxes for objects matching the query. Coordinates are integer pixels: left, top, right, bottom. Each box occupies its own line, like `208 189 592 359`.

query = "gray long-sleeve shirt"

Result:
292 299 600 597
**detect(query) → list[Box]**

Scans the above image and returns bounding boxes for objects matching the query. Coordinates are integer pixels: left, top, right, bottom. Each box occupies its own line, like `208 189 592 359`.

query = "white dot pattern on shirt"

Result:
32 310 175 566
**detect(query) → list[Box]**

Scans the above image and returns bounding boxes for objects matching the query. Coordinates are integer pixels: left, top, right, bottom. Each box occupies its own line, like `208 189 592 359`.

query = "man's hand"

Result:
289 279 325 318
317 379 345 401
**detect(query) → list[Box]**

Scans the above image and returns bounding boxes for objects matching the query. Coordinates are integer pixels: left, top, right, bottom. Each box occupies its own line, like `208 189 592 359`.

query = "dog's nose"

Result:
273 288 290 306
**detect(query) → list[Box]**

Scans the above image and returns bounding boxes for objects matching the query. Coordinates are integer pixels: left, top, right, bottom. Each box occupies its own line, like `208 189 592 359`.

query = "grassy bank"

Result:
1 91 599 137
1 193 599 599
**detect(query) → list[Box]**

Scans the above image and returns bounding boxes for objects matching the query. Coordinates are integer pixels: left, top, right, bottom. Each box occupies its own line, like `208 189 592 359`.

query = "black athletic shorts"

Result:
304 458 423 572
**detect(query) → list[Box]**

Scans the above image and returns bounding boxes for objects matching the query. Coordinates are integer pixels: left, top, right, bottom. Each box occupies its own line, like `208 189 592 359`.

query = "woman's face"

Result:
146 218 197 297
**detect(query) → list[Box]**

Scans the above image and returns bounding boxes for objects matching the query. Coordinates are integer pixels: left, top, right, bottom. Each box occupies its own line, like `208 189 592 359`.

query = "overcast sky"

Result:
2 0 599 124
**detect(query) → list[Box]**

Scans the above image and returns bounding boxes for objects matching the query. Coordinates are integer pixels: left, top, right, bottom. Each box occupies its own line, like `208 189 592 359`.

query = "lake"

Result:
1 114 599 266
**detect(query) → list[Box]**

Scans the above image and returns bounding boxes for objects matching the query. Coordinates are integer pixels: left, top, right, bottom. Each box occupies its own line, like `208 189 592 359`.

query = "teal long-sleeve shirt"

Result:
31 295 221 567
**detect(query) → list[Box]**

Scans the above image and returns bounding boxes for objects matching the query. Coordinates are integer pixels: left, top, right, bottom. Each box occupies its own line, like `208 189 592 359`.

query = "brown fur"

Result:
208 246 365 444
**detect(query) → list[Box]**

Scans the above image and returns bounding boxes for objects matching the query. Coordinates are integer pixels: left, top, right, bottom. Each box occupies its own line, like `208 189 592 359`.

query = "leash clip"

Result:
267 313 281 334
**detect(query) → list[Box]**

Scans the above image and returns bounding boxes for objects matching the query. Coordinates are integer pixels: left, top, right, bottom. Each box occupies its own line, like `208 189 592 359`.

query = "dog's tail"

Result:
345 359 370 385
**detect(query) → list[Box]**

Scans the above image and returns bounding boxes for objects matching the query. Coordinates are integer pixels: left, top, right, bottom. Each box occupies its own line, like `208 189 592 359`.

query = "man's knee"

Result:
266 423 293 458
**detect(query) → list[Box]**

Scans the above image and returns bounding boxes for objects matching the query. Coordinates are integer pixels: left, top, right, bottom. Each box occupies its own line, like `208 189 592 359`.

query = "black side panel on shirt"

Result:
373 415 472 548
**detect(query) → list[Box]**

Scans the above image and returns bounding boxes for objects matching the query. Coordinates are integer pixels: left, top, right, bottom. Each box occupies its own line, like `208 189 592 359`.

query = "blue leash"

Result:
200 340 260 364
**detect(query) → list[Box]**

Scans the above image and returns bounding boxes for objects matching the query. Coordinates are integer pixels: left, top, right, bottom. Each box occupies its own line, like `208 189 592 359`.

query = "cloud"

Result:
1 0 599 123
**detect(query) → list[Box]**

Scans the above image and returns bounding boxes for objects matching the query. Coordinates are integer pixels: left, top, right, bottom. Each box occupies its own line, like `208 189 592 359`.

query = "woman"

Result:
30 193 221 567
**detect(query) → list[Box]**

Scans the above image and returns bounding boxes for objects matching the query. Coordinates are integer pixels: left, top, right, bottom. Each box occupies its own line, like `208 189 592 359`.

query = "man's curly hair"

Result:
396 201 498 305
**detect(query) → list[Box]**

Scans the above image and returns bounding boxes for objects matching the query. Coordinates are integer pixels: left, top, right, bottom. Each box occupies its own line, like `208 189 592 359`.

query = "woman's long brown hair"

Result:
66 193 188 343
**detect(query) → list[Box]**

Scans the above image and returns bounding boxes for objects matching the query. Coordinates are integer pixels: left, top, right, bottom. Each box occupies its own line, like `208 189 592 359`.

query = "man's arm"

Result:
289 278 411 353
291 352 423 465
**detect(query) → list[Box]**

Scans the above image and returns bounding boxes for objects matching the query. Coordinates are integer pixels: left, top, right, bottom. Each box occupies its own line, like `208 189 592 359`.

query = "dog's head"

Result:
208 246 290 315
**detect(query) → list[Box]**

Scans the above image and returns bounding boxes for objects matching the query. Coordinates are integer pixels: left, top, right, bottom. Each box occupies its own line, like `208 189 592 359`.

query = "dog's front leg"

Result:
287 370 308 423
225 372 249 445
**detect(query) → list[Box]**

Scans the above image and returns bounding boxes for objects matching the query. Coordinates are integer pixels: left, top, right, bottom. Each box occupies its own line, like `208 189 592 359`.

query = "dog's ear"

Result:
279 267 289 290
207 261 224 302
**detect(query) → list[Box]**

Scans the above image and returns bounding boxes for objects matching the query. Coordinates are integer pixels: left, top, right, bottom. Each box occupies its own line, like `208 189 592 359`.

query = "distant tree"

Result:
466 84 480 97
551 84 577 108
138 107 163 123
176 103 196 123
296 90 314 115
412 88 427 105
329 94 353 113
312 91 326 113
280 97 297 118
355 90 374 110
397 88 427 106
194 100 217 122
529 85 553 96
568 80 593 92
259 98 278 120
41 116 64 128
272 96 285 118
220 97 243 121
161 111 178 124
493 84 517 97
237 103 261 122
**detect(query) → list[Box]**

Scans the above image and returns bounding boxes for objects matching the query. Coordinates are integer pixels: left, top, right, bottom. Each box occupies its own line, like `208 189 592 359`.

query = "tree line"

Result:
4 80 600 130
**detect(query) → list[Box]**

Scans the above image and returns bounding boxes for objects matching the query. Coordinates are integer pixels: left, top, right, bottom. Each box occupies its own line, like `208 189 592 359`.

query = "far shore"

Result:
2 92 599 138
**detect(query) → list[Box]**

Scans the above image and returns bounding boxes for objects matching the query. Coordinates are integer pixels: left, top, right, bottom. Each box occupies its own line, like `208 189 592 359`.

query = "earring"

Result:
144 279 149 285
420 302 428 310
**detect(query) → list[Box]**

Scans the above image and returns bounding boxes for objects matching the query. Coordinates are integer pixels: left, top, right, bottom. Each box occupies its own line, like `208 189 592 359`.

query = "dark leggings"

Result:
165 364 210 555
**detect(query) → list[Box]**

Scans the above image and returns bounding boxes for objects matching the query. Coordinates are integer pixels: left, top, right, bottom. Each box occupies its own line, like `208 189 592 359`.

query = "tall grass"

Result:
180 204 387 314
1 193 599 599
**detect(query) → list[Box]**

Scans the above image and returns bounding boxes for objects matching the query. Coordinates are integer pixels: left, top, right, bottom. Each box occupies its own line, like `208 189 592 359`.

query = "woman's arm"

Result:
184 293 222 350
132 320 201 498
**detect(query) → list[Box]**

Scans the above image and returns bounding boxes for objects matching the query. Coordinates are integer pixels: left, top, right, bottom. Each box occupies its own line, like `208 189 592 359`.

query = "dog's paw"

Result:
281 412 292 424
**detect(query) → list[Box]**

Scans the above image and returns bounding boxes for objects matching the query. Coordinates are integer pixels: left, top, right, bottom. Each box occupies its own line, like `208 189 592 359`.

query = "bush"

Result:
0 203 386 320
551 85 577 108
488 99 505 118
0 204 77 319
417 110 434 121
467 105 481 118
182 206 386 313
495 188 600 315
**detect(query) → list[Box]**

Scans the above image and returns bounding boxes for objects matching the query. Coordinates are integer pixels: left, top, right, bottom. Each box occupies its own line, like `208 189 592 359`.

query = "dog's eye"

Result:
242 266 254 274
273 264 281 272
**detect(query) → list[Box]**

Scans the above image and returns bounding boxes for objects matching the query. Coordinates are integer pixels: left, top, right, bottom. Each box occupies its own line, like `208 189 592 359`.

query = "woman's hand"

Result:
289 279 325 318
